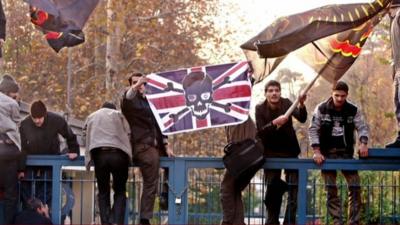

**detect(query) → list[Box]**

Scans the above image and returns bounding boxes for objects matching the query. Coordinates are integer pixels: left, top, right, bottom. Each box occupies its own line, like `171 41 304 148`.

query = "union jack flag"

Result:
146 61 252 135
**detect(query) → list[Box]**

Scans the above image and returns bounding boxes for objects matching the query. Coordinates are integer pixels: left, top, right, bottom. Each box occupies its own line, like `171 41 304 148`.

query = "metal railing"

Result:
1 149 400 224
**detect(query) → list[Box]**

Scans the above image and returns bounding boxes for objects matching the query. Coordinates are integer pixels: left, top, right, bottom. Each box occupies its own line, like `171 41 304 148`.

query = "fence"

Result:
1 149 400 224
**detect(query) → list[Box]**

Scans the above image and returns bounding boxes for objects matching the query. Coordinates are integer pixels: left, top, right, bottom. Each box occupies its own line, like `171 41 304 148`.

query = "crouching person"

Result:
83 102 132 225
14 197 52 225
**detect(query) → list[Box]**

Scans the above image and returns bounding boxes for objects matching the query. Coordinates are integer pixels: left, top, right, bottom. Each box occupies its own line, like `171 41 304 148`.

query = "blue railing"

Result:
1 148 400 224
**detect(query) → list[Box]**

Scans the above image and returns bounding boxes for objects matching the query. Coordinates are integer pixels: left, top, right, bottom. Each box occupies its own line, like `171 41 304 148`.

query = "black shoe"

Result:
159 192 168 210
386 137 400 148
140 218 151 225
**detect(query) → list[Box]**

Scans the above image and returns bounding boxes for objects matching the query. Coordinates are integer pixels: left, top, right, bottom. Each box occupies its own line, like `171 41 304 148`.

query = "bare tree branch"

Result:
73 62 106 75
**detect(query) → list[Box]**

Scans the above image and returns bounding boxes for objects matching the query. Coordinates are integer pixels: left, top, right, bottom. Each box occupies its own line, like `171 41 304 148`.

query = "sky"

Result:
225 0 375 43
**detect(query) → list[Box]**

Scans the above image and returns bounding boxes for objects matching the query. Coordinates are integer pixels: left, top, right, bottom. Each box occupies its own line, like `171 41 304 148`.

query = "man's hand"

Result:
272 115 288 126
66 153 78 160
166 145 175 157
41 204 50 218
18 172 25 180
312 148 325 165
0 38 5 48
132 75 148 90
299 94 307 106
359 143 368 158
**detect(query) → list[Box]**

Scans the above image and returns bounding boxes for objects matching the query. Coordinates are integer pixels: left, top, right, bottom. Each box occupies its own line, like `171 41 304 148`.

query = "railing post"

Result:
297 168 308 225
168 157 188 224
51 164 62 224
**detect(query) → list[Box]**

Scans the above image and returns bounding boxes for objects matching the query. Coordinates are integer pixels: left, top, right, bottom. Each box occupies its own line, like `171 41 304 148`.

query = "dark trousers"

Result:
92 148 129 225
220 170 250 225
0 140 21 224
322 150 361 225
0 143 19 224
264 169 298 225
133 145 161 220
395 75 400 125
322 170 361 225
20 166 53 209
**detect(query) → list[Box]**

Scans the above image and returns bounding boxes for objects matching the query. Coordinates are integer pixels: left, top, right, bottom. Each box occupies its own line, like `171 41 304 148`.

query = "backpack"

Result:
223 138 265 189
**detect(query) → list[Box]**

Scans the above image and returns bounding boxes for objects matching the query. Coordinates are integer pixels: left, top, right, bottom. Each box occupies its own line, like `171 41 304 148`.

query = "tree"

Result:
2 0 232 156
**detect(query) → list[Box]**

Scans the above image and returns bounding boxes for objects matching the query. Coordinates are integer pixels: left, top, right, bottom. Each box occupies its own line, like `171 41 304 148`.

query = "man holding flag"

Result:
121 72 174 225
256 80 307 225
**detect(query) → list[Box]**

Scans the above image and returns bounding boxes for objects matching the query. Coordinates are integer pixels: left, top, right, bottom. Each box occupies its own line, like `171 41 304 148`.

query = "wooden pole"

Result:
283 72 322 118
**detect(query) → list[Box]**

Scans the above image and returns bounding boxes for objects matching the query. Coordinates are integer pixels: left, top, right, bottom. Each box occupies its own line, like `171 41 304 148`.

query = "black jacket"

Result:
20 112 80 158
14 209 53 225
255 98 307 158
121 90 167 153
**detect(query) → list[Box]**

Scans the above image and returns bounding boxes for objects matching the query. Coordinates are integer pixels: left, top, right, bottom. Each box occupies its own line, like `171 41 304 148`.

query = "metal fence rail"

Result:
1 149 400 224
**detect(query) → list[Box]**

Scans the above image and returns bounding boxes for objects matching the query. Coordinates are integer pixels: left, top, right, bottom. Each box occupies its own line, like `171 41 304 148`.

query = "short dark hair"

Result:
264 80 281 92
332 81 349 93
127 72 143 85
27 197 43 211
30 100 47 118
101 101 116 110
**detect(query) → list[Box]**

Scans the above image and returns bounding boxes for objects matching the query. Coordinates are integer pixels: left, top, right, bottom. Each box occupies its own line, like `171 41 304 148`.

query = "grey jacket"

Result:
83 108 132 169
0 92 21 150
309 98 369 154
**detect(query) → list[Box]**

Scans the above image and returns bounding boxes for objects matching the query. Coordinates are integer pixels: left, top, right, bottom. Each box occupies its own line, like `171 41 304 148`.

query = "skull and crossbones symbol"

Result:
164 71 232 120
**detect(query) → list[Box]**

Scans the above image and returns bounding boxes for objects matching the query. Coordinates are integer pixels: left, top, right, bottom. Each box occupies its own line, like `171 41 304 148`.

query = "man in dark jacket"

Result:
309 81 369 225
255 80 307 225
20 100 79 209
0 74 24 224
121 72 174 225
14 197 52 225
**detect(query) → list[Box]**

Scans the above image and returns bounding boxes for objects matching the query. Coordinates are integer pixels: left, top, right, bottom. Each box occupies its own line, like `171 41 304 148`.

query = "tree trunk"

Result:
93 0 104 89
105 0 120 101
66 48 73 118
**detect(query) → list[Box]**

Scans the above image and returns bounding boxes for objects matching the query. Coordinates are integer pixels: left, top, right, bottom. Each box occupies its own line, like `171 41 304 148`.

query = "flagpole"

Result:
282 40 329 119
283 72 321 118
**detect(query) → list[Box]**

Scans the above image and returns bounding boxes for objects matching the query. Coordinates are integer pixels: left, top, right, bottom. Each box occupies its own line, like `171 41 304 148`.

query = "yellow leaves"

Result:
55 88 63 93
135 43 145 57
79 105 88 112
19 75 29 82
3 0 231 148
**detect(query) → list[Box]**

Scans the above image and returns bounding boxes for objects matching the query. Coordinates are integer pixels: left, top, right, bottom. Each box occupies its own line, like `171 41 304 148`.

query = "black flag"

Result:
241 0 391 58
241 0 391 82
25 0 99 52
295 13 385 83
